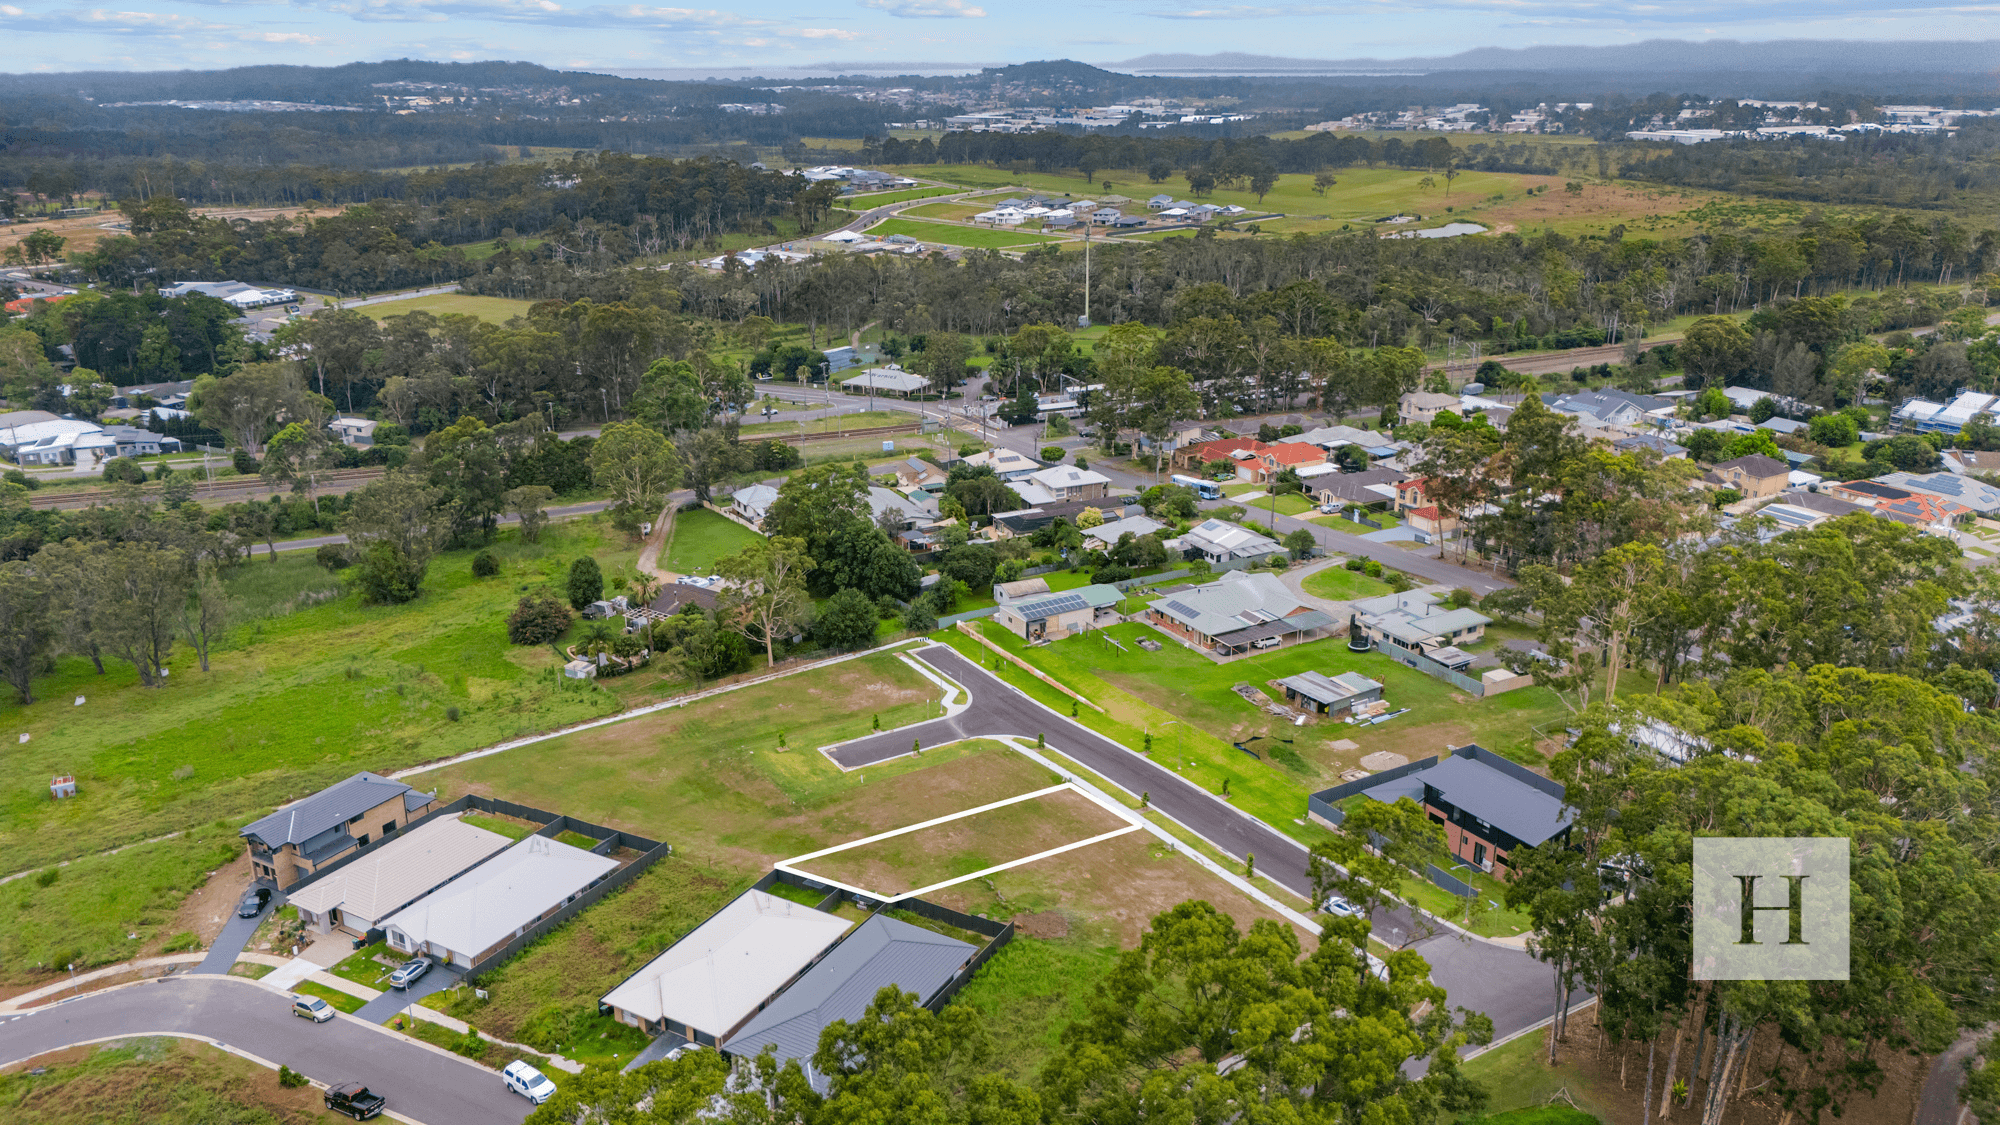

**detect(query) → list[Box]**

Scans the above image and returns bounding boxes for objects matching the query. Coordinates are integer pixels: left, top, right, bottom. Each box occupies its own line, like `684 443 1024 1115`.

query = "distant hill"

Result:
1111 40 2000 81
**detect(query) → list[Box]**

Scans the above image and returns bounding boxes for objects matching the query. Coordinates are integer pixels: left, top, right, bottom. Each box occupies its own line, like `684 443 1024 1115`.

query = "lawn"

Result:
863 218 1063 249
660 507 764 576
897 202 988 221
1301 567 1394 601
1247 492 1316 518
356 292 539 324
459 812 535 841
293 979 369 1014
949 930 1119 1082
0 519 644 882
0 824 241 979
328 942 401 991
939 620 1567 851
452 237 544 261
796 787 1128 896
738 409 907 435
840 185 960 206
1315 512 1402 534
0 1037 349 1124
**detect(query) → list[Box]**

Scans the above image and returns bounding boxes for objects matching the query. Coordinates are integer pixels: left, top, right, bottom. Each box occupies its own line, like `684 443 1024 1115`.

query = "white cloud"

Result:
861 0 984 17
0 4 24 14
789 25 861 37
240 29 323 41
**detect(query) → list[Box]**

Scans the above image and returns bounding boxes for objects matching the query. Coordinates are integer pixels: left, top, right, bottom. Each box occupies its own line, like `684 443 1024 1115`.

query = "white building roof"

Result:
1027 466 1111 491
380 835 618 957
286 814 512 926
732 484 780 518
600 889 852 1034
820 230 865 243
961 448 1040 478
1179 517 1283 560
845 369 930 393
0 418 103 447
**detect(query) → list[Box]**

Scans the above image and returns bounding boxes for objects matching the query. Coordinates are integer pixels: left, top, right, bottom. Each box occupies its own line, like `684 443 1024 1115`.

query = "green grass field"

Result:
864 218 1062 249
1301 566 1395 601
453 237 544 261
0 824 240 978
0 520 641 884
1457 1032 1618 1123
0 1037 350 1124
459 812 535 841
900 201 989 222
661 507 764 576
356 292 539 324
939 620 1567 904
949 928 1120 1081
738 410 907 435
840 185 960 206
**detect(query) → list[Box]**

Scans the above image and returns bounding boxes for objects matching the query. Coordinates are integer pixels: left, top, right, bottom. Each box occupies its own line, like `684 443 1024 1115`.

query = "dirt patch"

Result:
1358 751 1408 771
1011 911 1071 938
159 848 254 956
798 787 1127 896
922 831 1316 949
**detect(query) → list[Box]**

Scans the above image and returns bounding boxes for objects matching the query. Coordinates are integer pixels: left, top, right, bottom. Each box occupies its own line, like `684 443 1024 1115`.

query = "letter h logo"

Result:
1694 838 1848 981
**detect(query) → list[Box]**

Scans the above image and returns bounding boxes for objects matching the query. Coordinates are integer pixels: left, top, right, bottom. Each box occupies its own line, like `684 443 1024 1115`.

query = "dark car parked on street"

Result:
324 1082 386 1120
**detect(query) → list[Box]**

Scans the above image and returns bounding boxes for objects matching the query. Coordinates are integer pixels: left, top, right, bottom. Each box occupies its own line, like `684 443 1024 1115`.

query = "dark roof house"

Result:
726 914 975 1088
241 771 428 852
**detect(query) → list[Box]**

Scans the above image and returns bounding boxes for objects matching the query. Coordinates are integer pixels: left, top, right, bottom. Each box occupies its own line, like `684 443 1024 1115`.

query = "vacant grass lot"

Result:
941 621 1566 845
0 1037 348 1124
1301 566 1394 601
738 409 907 434
357 292 539 324
844 185 962 206
798 787 1127 896
0 521 641 881
0 824 240 978
660 508 763 576
863 218 1062 249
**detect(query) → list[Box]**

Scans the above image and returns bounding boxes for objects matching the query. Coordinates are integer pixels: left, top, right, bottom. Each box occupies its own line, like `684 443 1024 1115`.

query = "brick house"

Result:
1339 744 1572 879
239 772 438 890
1703 454 1789 500
1253 442 1329 483
1172 437 1268 474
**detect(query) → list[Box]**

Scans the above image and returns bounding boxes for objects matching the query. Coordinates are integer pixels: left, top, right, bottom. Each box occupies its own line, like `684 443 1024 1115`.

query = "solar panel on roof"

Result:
1023 594 1089 618
1164 600 1201 617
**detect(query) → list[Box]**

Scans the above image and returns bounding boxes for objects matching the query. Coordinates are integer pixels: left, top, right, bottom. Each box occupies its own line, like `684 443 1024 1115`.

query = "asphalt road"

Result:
353 962 461 1024
826 646 1559 1041
1916 1025 1989 1125
0 975 530 1125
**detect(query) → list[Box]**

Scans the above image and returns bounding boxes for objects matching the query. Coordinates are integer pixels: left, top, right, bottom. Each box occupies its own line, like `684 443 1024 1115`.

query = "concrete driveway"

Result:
353 961 462 1024
823 645 1562 1042
194 884 284 975
0 974 528 1125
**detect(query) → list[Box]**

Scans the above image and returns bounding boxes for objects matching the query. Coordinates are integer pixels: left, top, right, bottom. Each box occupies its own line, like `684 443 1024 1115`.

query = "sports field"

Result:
864 218 1063 249
356 292 537 324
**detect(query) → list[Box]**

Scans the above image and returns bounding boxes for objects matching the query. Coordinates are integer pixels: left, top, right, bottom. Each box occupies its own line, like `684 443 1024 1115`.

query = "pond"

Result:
1385 222 1488 239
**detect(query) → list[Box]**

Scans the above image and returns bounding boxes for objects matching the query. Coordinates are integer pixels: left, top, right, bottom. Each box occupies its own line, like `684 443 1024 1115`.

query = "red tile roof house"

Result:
1172 437 1268 474
1875 492 1971 537
1253 442 1329 483
1404 504 1460 541
1393 478 1433 515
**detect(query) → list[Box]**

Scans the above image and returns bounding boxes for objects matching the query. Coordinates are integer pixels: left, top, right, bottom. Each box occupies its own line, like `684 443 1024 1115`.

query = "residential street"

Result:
824 645 1561 1042
0 975 530 1125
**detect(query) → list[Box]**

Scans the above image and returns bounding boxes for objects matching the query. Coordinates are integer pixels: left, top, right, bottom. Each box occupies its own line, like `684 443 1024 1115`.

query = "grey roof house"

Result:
726 914 975 1090
1322 743 1572 878
1275 670 1384 715
239 771 437 890
1145 570 1335 655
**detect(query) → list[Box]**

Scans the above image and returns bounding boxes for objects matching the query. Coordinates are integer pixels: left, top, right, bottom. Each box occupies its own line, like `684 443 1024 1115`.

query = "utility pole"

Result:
1081 219 1093 328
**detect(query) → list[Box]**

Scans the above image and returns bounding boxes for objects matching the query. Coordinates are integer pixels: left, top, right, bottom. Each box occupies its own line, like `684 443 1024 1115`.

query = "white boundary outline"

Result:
776 781 1139 903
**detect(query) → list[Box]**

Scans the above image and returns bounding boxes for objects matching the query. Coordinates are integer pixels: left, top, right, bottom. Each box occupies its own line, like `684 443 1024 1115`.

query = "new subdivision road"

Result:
825 645 1560 1041
0 974 529 1125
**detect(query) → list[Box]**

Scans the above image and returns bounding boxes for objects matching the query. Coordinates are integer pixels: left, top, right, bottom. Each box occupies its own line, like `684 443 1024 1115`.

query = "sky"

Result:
0 0 1990 75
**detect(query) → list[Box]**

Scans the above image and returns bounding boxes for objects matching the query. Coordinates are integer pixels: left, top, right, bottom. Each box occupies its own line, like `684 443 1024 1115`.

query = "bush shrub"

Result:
507 593 573 644
231 449 260 475
815 587 881 651
278 1065 310 1089
1363 559 1383 577
3 469 37 490
1345 557 1365 571
101 457 147 484
517 1003 580 1052
355 542 423 604
567 557 604 610
902 598 938 634
1040 445 1066 462
315 544 352 571
471 550 500 577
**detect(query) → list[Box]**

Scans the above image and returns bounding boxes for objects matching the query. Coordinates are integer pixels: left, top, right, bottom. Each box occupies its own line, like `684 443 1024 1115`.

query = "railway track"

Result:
770 422 924 444
27 467 385 510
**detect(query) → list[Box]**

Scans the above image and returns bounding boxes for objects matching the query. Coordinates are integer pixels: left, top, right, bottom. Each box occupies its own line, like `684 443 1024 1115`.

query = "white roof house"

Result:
1083 513 1168 549
1178 517 1285 562
843 368 930 395
820 230 865 244
381 836 619 967
1026 465 1111 500
285 814 512 936
960 448 1041 480
730 484 781 528
600 888 853 1042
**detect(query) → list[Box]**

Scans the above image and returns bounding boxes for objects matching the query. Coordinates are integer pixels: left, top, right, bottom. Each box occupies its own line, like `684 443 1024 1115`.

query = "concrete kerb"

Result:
953 624 1106 712
390 634 932 782
1461 995 1598 1061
